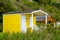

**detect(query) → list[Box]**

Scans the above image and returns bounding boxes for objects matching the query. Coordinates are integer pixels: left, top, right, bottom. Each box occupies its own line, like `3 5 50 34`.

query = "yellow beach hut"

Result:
3 10 48 33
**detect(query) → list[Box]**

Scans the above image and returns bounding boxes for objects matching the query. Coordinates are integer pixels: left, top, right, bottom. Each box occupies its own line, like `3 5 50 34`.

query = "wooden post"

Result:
45 15 48 25
32 13 34 30
54 22 56 27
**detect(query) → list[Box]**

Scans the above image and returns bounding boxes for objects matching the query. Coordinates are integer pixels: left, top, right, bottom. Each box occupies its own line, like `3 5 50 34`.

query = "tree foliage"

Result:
0 0 60 12
0 0 60 32
0 0 60 21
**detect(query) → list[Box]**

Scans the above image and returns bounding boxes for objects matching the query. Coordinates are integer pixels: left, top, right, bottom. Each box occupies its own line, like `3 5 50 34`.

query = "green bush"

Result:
0 23 60 40
0 26 60 40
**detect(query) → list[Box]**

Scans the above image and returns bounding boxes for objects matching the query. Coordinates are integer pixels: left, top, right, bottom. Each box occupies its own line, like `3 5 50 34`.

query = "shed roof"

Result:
3 10 48 15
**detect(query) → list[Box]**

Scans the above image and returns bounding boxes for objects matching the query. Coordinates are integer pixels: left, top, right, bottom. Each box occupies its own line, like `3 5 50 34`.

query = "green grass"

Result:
0 26 60 40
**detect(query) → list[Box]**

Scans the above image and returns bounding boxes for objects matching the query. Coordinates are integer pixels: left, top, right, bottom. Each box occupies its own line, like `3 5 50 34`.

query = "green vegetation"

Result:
0 26 60 40
0 0 60 20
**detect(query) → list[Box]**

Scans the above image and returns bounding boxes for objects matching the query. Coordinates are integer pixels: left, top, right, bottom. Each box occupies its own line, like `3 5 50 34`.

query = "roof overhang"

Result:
31 10 48 16
3 10 49 16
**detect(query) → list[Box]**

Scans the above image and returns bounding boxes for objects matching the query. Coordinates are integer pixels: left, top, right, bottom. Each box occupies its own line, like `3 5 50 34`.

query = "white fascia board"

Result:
31 10 48 15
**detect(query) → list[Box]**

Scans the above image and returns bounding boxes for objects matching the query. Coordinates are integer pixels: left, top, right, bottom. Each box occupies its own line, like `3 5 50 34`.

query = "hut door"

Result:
22 14 26 32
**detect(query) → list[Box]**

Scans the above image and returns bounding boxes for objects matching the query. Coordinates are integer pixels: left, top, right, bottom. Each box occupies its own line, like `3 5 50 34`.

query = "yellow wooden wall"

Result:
33 15 36 25
3 14 21 33
26 14 31 28
26 14 36 28
3 13 36 33
26 14 36 32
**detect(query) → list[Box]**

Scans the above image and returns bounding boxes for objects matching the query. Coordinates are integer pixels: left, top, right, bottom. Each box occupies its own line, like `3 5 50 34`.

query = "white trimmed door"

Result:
21 14 26 32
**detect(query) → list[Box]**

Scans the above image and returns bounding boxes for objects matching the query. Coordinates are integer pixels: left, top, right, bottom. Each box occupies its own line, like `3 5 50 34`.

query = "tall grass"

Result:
0 25 60 40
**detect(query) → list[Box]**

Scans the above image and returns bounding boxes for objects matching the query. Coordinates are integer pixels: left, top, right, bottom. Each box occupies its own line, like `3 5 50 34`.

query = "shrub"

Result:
0 26 60 40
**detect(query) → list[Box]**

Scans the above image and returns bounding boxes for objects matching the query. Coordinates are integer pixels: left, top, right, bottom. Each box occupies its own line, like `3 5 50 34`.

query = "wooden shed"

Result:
3 10 48 33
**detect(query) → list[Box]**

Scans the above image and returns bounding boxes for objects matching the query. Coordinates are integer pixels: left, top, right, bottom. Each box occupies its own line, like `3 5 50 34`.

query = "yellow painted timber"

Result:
26 14 31 28
3 14 21 33
33 15 36 25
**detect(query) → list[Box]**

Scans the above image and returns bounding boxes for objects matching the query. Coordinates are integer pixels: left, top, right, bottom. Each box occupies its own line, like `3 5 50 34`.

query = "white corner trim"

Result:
45 15 48 25
32 14 34 30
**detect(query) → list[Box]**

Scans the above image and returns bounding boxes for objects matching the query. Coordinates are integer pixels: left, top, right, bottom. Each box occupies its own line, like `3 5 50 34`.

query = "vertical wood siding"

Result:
3 14 21 33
